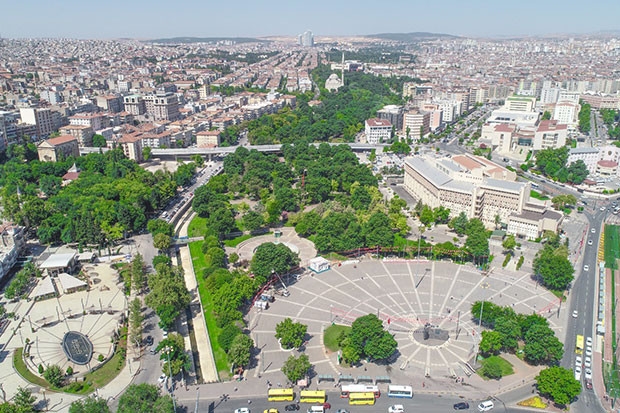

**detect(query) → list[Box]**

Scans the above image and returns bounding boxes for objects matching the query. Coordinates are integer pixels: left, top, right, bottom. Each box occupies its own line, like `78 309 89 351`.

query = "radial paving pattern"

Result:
248 259 565 381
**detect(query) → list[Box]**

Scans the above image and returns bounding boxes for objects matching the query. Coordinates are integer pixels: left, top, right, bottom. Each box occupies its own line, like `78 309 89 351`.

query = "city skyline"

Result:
2 0 620 40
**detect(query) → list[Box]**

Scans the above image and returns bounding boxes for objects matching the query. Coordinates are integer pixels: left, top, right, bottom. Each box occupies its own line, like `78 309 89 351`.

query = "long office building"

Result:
403 154 562 239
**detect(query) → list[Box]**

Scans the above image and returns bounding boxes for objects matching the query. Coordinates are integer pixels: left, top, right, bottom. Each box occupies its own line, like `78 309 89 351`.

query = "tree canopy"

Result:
536 366 581 406
250 242 300 281
116 384 174 413
275 318 307 349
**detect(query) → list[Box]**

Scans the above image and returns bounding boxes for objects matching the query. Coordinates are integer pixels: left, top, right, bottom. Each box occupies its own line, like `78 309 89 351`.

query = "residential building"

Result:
552 101 579 130
37 135 79 162
69 113 107 131
144 91 180 121
420 103 443 131
59 125 94 147
95 95 123 113
377 105 404 132
117 134 143 162
196 130 222 147
123 95 146 116
364 118 392 144
19 107 57 139
298 30 314 47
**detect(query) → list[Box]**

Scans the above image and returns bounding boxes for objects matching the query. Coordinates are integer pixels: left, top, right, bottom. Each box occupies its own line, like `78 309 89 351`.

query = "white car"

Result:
158 374 167 384
572 310 578 318
585 368 593 380
585 356 592 368
574 365 582 381
575 356 583 366
584 265 589 272
588 239 593 246
234 409 250 413
388 405 405 413
477 400 495 411
585 346 593 356
592 228 596 233
601 206 606 211
586 337 593 347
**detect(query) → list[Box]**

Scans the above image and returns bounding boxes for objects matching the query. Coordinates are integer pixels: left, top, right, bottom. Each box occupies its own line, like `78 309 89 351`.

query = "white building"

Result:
364 118 392 144
567 147 600 175
532 120 568 150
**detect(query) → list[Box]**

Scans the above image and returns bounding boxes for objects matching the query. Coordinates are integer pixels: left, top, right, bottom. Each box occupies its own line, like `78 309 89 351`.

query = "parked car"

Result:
285 404 299 411
388 405 404 413
145 335 154 346
235 409 251 413
453 402 470 410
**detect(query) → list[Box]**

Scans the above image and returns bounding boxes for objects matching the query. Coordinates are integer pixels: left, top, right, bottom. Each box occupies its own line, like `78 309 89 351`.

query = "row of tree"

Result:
578 102 591 134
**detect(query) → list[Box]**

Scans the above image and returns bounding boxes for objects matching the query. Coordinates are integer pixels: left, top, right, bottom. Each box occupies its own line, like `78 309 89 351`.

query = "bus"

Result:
340 384 380 398
348 392 376 405
576 335 584 355
267 388 294 402
387 385 413 398
300 390 326 403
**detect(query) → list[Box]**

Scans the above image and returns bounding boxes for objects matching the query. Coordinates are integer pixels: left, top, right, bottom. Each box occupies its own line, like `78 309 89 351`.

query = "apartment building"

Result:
419 103 443 131
69 113 107 131
123 95 147 116
552 101 579 130
19 107 57 139
59 124 94 147
117 134 142 162
95 95 123 113
377 105 404 132
364 118 392 144
196 130 221 147
144 92 180 121
0 224 26 283
37 135 79 162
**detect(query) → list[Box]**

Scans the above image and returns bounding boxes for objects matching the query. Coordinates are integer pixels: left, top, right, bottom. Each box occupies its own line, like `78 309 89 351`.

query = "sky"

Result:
3 0 620 40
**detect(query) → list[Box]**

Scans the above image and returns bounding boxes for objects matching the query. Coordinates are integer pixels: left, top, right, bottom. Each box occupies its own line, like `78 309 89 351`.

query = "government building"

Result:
403 154 562 239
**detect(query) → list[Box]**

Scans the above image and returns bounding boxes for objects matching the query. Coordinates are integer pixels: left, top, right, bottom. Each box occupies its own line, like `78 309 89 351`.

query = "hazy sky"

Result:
4 0 620 39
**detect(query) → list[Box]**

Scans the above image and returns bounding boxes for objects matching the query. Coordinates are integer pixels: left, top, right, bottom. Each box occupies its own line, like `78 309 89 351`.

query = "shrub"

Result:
516 255 525 270
38 364 44 374
502 254 511 267
66 366 73 375
218 324 242 352
98 354 105 362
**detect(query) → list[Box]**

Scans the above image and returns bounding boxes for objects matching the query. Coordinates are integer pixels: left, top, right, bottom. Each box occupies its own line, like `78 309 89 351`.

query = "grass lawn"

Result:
478 355 514 379
188 216 209 238
224 234 252 248
83 350 125 390
604 225 620 269
530 190 549 201
189 240 230 377
323 324 351 352
14 348 49 387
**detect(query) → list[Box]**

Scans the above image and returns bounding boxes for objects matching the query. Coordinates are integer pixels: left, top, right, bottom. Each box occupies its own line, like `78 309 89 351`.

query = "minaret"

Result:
341 52 345 86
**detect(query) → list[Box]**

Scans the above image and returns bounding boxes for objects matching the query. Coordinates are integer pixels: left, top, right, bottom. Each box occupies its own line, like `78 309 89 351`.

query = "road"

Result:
176 391 544 413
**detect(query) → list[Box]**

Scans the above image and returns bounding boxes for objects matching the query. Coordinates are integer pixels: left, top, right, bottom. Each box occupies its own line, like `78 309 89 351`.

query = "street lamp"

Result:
164 346 177 412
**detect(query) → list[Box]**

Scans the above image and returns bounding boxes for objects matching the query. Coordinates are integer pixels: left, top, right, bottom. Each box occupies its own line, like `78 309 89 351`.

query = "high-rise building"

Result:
403 110 430 138
19 107 57 139
298 30 314 47
144 91 180 121
377 105 404 132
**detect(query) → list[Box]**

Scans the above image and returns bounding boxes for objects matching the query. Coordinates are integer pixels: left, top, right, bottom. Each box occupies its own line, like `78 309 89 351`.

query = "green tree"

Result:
281 354 312 383
218 324 241 352
250 242 300 281
43 364 64 387
465 231 489 266
131 253 145 292
69 397 111 413
92 134 107 148
228 334 254 367
541 111 551 120
433 206 450 224
153 233 171 252
129 298 144 345
12 387 36 413
533 249 574 291
208 207 237 235
156 333 190 376
145 265 191 331
494 316 521 352
349 313 397 361
449 212 469 236
152 254 172 268
117 383 174 413
147 219 173 237
479 330 503 356
275 318 307 349
242 210 265 231
502 235 517 253
523 324 564 365
362 212 394 247
566 160 588 185
480 356 504 379
419 205 434 227
536 366 581 406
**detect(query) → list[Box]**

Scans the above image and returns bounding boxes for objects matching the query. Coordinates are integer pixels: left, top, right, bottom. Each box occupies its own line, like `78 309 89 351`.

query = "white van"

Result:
477 400 494 411
306 406 324 413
